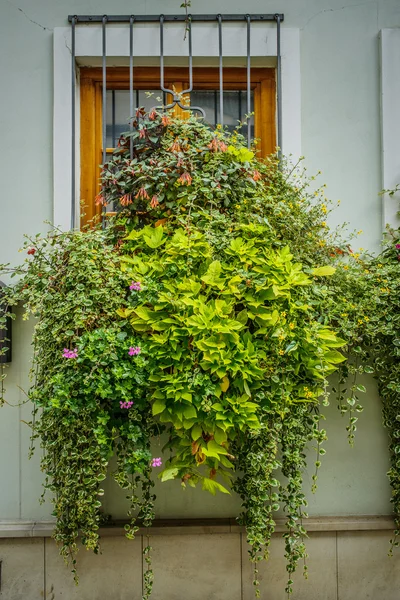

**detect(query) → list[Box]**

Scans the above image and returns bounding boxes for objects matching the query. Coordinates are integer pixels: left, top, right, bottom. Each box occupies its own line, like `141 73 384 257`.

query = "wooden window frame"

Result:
80 67 276 227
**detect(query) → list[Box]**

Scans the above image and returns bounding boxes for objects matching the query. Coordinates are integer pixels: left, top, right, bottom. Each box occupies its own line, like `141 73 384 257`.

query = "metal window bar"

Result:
69 13 284 228
129 16 134 158
217 15 223 126
246 15 251 148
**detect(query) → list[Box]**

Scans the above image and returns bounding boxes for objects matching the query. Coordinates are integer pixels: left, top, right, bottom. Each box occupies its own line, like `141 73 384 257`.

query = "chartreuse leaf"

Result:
191 424 202 440
160 468 179 482
142 225 165 248
311 266 336 276
152 398 166 415
202 478 230 495
201 261 224 287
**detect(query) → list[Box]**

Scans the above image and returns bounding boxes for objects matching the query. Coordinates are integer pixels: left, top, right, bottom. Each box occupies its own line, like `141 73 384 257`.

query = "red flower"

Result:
150 195 159 209
135 187 150 200
27 247 36 256
177 172 192 186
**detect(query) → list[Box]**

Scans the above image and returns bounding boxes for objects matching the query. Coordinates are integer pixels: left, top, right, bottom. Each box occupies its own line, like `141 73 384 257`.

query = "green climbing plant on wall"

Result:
1 110 399 598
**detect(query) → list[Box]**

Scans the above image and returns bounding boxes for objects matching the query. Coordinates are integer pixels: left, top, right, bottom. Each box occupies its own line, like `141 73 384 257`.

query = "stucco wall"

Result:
0 0 399 525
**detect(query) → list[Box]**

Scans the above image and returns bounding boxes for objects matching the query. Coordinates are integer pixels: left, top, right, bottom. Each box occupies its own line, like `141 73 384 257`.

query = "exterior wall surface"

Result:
1 0 400 598
1 530 400 600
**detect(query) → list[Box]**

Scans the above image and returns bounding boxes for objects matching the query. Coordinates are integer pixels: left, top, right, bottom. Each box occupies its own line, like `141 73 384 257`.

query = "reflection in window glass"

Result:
190 90 254 140
106 90 165 147
106 89 254 148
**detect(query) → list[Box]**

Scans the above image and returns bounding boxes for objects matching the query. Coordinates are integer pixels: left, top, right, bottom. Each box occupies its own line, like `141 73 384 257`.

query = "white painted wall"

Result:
0 0 400 523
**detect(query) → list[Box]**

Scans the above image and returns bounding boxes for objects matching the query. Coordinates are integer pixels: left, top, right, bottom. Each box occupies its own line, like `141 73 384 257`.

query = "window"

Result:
80 67 276 227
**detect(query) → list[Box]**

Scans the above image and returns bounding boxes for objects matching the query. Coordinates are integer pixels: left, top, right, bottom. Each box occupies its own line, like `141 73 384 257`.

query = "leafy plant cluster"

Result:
0 111 397 598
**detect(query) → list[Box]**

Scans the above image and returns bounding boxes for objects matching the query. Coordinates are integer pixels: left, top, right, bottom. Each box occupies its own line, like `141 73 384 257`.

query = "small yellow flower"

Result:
279 349 285 355
235 204 240 209
321 221 327 228
289 323 295 329
318 240 326 247
281 312 287 318
364 316 369 322
343 265 349 270
357 230 363 235
321 204 327 214
279 334 285 341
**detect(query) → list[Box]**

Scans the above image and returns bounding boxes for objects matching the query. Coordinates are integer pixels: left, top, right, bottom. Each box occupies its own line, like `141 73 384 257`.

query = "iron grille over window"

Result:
68 13 284 229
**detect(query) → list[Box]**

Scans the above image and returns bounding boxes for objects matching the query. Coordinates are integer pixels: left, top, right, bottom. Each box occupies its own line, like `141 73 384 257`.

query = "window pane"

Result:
106 90 164 147
190 90 254 140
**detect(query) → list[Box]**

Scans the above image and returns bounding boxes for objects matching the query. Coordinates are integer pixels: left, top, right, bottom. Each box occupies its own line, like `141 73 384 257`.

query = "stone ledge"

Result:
0 515 395 538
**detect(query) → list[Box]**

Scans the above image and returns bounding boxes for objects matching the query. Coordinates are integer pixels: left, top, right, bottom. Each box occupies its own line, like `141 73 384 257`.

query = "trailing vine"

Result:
0 112 398 597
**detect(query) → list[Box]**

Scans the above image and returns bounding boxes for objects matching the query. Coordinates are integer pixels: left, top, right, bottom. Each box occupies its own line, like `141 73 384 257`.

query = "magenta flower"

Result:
395 243 400 250
120 400 134 409
128 346 141 356
62 348 78 359
129 281 142 291
151 457 162 468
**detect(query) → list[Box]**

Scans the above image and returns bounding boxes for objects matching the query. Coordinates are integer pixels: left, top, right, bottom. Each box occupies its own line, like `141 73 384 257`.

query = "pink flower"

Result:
151 457 162 467
129 281 142 291
128 346 141 356
395 243 400 250
120 400 134 409
62 348 78 359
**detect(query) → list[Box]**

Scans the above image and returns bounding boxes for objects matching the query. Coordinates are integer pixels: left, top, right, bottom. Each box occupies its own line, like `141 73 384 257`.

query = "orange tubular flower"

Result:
150 195 159 209
168 138 182 153
149 109 157 121
161 115 171 127
135 187 150 200
252 170 262 181
208 138 219 152
95 194 106 206
120 194 133 207
177 172 192 186
208 137 227 152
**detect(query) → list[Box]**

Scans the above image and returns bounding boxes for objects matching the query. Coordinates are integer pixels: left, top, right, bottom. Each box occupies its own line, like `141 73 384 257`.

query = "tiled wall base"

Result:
1 530 400 599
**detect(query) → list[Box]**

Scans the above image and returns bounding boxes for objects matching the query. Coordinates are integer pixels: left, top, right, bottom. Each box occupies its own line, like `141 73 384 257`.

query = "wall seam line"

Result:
336 530 339 600
141 534 144 598
240 532 244 600
44 536 47 599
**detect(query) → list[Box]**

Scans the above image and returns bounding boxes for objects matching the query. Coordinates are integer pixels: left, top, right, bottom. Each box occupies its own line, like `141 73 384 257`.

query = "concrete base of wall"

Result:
1 528 400 599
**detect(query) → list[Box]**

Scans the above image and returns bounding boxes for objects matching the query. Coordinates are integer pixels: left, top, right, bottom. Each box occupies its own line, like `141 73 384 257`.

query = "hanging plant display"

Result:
1 111 393 598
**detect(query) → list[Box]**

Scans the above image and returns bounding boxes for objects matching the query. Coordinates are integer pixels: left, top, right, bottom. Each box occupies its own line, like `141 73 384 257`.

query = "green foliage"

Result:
1 111 399 598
